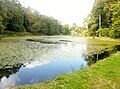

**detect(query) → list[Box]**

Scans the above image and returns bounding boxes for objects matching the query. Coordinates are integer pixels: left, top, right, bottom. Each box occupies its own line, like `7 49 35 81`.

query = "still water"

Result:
0 36 115 88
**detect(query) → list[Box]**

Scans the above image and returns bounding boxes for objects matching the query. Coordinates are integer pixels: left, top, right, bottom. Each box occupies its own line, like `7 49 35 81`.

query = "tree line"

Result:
1 0 119 38
0 0 70 36
87 0 120 38
63 0 120 38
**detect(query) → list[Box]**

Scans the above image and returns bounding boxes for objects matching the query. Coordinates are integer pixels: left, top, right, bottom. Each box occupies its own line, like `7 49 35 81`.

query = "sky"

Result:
19 0 95 26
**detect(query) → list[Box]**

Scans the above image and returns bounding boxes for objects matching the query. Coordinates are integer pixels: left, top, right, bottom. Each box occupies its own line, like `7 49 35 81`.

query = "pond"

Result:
0 36 119 88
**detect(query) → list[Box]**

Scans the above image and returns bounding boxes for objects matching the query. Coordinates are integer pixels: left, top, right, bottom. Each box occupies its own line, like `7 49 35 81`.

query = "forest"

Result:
0 0 120 38
87 0 120 38
71 0 120 38
0 0 70 36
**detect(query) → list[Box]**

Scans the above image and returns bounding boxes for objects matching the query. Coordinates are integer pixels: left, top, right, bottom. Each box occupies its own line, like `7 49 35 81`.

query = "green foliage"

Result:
0 16 5 33
60 24 70 35
71 26 88 36
97 28 110 37
82 30 89 36
0 0 69 36
0 24 5 33
87 0 120 38
110 3 120 38
109 30 120 38
71 27 81 36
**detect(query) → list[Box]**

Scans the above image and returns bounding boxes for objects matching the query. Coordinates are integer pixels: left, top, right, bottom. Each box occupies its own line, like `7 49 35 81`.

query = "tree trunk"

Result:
99 14 101 29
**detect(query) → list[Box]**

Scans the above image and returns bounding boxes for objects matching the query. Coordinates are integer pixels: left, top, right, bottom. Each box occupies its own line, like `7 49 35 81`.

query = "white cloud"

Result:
24 60 49 68
19 0 95 26
0 74 20 89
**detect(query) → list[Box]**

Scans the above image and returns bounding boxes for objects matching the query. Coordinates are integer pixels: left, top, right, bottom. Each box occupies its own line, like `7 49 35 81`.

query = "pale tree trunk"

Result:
99 14 101 29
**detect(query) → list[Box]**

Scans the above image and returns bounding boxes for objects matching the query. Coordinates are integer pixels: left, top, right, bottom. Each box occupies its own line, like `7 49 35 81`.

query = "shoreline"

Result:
9 51 120 89
1 36 119 89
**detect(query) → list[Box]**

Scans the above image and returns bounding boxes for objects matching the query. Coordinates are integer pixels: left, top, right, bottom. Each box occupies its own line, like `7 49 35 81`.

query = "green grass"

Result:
10 52 120 89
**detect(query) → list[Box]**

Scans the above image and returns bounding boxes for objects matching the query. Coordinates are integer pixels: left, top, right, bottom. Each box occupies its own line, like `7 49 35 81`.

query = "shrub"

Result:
82 30 89 37
97 28 110 37
109 30 120 38
0 25 5 34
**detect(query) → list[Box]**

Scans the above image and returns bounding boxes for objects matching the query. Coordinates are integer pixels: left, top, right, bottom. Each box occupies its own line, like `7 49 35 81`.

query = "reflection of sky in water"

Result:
24 60 49 68
0 39 88 88
0 74 20 89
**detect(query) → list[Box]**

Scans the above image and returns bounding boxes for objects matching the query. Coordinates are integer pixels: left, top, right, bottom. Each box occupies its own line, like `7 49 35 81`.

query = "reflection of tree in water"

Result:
0 63 23 79
85 45 120 66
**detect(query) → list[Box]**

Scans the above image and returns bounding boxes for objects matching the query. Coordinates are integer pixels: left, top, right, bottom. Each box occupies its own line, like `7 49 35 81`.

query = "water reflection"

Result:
0 64 22 79
61 43 87 50
0 37 88 88
0 74 20 89
85 45 120 66
0 64 22 89
24 60 49 69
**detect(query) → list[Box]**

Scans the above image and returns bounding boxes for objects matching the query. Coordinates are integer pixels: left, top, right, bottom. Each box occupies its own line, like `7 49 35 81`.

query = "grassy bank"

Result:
89 37 120 42
9 51 120 89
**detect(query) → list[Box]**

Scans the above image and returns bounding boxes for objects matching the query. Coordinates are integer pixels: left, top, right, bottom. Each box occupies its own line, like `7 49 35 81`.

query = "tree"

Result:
60 24 70 35
110 3 120 38
0 0 69 36
0 16 5 33
87 0 119 38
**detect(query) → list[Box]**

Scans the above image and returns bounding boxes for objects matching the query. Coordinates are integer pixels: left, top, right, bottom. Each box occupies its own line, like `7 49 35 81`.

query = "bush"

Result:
97 28 110 37
109 30 120 38
82 30 89 37
13 24 26 32
0 25 5 34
